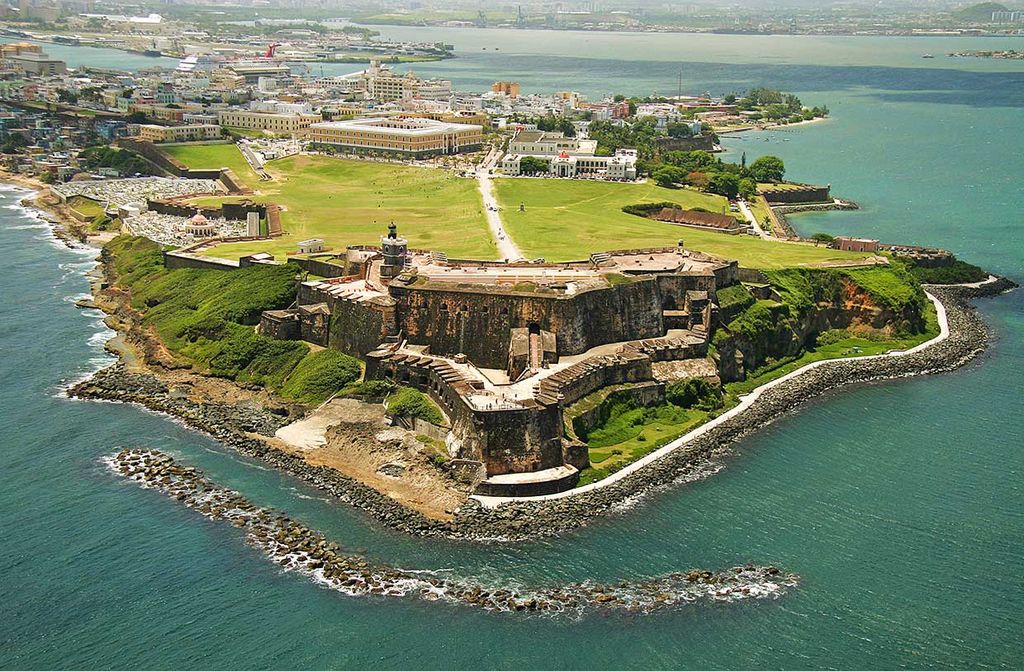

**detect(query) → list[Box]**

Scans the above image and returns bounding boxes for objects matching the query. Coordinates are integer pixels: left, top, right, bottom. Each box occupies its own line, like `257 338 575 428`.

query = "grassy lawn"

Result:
163 143 261 186
578 408 709 487
747 195 773 230
494 178 874 268
67 195 104 218
166 149 496 261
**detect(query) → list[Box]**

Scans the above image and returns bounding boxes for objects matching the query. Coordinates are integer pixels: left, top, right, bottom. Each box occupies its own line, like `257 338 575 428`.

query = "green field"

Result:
493 178 875 268
164 143 873 268
166 147 496 261
163 143 261 185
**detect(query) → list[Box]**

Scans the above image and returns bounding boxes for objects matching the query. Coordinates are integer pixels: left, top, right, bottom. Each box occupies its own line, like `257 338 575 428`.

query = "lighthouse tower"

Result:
379 222 408 281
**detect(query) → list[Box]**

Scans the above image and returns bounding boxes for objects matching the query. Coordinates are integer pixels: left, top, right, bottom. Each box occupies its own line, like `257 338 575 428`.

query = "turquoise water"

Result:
2 31 1023 669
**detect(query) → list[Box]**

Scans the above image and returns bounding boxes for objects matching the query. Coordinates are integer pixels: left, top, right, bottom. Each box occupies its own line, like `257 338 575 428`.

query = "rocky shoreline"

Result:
108 448 798 615
70 279 1015 542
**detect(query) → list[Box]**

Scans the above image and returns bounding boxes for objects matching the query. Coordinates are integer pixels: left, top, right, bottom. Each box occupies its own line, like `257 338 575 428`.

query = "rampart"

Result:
388 279 665 369
291 256 350 278
760 183 831 204
364 350 565 476
299 280 397 357
534 352 653 407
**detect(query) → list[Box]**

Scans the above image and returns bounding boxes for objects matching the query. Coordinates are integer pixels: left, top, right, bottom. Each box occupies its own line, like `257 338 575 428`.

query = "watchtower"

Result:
380 222 408 280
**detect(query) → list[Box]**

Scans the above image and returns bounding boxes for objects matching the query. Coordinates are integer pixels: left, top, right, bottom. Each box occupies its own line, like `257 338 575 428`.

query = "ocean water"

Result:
2 31 1023 670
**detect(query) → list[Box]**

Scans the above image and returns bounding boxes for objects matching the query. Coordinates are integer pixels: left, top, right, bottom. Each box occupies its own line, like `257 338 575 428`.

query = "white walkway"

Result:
738 199 771 240
476 148 522 261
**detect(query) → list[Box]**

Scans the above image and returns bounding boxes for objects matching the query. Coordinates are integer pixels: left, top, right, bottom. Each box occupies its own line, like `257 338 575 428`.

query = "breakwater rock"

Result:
108 448 798 615
74 286 1004 542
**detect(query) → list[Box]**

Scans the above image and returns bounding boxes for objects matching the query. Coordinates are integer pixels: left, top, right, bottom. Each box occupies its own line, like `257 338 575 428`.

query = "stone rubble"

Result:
70 281 1013 542
108 448 798 615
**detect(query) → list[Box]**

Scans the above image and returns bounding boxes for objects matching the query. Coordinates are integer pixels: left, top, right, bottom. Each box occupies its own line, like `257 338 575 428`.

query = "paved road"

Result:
476 148 523 261
738 199 771 240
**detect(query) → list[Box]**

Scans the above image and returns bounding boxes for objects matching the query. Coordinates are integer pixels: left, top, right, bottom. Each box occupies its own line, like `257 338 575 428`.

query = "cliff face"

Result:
714 270 927 382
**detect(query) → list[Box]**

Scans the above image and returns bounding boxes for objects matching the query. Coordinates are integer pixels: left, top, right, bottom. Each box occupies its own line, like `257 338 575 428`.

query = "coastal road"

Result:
738 199 771 240
476 148 523 261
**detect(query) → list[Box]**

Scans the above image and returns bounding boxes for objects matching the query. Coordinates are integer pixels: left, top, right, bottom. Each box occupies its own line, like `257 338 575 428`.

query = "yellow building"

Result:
307 117 484 157
137 124 222 143
0 42 42 57
491 81 520 98
217 110 322 135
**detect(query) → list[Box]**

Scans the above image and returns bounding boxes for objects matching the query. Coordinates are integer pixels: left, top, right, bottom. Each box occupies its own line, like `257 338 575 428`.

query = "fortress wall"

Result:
162 250 238 271
298 282 396 356
291 257 350 278
539 353 655 408
761 185 831 204
327 299 395 357
655 272 716 308
364 353 565 476
390 279 664 369
469 403 565 476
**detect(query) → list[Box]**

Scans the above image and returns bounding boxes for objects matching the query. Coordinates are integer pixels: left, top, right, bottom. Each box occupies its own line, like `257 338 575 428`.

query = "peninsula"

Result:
0 44 1013 540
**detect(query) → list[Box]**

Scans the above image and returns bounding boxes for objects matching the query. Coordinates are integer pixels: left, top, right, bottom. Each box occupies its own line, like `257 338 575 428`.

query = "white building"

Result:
508 130 598 156
298 238 325 254
503 149 637 180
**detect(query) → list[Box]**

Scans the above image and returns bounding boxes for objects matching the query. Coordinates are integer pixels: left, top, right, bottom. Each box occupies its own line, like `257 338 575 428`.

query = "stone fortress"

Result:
259 224 741 496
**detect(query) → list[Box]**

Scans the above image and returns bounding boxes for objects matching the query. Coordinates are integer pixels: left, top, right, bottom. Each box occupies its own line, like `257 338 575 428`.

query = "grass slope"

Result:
162 143 261 186
106 236 361 404
494 178 876 267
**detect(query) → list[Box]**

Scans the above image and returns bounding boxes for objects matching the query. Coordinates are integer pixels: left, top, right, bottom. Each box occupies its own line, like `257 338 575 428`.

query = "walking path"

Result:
475 148 522 261
738 199 771 240
238 141 271 181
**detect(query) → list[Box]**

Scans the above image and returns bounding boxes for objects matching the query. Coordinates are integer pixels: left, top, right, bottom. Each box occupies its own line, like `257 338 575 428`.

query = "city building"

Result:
491 81 521 97
508 130 598 156
137 124 222 143
359 60 452 102
307 117 484 157
833 236 880 253
3 51 66 76
216 110 322 135
503 149 638 180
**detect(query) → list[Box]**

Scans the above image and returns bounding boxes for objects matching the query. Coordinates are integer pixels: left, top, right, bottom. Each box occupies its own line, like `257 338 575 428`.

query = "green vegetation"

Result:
715 283 756 320
749 156 786 183
221 126 271 139
385 387 445 425
899 258 988 285
724 300 940 400
166 149 495 262
495 178 875 267
162 142 260 184
518 156 551 175
79 146 154 176
574 382 723 487
343 378 398 401
955 2 1008 21
279 350 363 404
105 236 362 403
67 195 104 219
842 265 925 312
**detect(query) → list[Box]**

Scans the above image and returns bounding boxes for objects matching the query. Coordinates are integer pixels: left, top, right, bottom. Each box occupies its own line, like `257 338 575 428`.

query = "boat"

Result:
922 54 935 59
